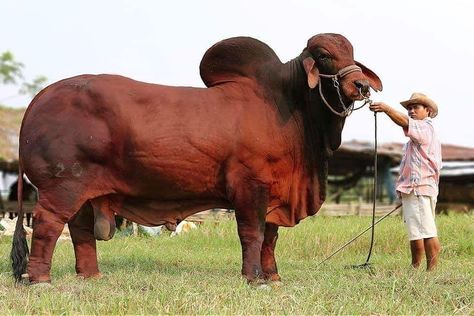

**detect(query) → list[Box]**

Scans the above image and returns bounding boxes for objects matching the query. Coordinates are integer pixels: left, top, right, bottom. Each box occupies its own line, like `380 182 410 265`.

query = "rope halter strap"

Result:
318 64 363 117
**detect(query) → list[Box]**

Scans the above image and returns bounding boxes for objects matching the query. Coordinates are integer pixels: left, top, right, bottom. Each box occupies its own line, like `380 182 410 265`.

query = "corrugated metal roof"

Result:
339 140 474 162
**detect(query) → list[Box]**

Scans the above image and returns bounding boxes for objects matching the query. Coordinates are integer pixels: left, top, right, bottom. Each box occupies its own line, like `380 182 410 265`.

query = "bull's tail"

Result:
11 165 29 282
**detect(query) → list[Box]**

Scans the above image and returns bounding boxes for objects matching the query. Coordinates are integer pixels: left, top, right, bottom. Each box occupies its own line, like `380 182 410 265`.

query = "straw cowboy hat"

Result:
400 92 438 118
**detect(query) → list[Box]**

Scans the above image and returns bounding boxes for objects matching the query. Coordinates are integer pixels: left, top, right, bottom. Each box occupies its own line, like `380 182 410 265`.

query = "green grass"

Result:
1 213 473 315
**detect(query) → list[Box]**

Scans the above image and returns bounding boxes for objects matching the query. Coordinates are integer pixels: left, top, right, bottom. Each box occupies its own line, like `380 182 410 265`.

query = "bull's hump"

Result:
62 74 137 89
199 37 281 87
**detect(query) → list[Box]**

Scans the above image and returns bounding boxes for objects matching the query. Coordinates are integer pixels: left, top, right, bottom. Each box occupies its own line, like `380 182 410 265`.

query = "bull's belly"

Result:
112 195 230 226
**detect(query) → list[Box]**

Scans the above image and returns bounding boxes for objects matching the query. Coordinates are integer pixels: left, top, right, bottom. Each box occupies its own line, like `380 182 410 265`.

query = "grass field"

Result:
1 213 473 315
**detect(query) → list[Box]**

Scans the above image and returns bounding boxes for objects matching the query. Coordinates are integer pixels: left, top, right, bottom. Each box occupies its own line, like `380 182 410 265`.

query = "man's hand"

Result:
369 102 392 114
369 101 409 128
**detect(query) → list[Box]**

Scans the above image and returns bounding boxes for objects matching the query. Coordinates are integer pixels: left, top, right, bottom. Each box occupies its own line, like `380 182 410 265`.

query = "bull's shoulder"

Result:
199 37 281 87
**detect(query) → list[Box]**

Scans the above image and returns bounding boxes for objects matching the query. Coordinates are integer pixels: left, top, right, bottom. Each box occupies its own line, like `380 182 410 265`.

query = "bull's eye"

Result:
317 54 331 63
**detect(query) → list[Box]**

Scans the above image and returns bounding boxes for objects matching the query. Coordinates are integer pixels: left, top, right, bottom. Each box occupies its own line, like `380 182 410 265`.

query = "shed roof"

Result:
330 140 474 176
375 142 474 161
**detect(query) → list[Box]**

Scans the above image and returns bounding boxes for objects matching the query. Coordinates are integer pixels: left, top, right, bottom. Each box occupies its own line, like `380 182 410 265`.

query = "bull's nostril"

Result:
355 80 370 95
355 79 368 89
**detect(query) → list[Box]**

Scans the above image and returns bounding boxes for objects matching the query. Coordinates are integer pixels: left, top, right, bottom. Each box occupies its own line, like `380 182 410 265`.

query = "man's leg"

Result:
424 237 441 271
410 239 424 268
402 193 424 268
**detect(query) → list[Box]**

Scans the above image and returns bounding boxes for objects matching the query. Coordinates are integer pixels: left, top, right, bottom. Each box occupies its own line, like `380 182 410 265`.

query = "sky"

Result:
1 0 473 148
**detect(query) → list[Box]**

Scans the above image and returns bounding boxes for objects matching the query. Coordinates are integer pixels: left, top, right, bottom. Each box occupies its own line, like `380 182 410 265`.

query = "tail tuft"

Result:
11 227 29 282
11 166 29 282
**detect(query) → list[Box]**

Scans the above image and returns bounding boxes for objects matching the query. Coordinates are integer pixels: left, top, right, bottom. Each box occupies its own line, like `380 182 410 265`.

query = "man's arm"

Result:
369 102 409 128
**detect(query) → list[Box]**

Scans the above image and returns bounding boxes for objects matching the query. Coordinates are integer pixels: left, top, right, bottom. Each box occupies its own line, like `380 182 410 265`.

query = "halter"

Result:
318 64 371 117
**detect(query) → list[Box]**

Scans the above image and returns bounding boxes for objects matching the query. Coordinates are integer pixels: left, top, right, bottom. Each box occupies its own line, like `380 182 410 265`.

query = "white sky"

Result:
1 0 473 148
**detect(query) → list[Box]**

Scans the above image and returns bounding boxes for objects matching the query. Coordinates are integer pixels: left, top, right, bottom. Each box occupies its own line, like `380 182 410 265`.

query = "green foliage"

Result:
0 51 24 85
0 51 47 101
0 214 473 314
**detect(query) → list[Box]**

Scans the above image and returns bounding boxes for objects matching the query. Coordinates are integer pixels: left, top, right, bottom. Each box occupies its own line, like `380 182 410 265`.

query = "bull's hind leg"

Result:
261 223 281 282
25 179 94 284
68 202 100 278
27 202 69 283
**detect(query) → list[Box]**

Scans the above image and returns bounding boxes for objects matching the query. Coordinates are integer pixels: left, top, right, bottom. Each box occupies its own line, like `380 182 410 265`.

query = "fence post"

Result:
132 222 138 236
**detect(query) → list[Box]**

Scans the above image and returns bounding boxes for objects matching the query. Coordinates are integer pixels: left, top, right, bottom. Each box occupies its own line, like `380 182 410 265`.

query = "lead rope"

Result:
316 204 402 267
355 103 377 268
316 97 403 268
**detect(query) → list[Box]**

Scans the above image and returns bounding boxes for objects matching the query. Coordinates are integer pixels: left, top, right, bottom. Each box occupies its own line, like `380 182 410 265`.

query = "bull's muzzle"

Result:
355 79 370 98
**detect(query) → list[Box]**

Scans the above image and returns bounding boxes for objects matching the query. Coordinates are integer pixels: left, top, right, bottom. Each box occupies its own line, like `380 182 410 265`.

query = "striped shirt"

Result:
396 118 442 197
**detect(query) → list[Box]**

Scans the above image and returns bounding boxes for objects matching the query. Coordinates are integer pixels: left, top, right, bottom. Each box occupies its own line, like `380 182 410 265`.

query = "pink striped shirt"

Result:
396 118 442 197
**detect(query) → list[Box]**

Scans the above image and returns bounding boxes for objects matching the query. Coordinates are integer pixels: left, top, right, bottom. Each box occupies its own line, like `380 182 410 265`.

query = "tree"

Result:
0 51 47 99
0 51 24 84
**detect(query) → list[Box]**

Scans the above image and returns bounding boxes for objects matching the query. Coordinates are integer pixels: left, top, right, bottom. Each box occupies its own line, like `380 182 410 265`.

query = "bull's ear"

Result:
303 56 319 89
355 61 383 92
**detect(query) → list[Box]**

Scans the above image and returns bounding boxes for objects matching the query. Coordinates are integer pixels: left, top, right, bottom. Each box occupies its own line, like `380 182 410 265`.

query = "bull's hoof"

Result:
245 276 267 286
19 274 52 286
77 272 102 280
248 278 282 289
244 273 283 289
15 273 30 285
268 280 283 287
263 272 281 282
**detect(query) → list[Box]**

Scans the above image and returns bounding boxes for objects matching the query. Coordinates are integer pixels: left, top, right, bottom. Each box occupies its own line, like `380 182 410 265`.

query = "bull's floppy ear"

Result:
303 56 319 89
355 61 383 92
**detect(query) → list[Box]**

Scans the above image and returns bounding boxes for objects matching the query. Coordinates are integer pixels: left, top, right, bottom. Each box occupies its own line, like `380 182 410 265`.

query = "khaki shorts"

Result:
401 192 438 241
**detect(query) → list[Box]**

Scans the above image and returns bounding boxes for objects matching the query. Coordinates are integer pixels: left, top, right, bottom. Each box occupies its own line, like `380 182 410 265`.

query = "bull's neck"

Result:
279 56 308 108
278 54 338 205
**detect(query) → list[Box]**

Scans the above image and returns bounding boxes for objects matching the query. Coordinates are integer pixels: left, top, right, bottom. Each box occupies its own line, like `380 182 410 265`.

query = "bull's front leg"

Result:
261 222 281 282
232 183 268 283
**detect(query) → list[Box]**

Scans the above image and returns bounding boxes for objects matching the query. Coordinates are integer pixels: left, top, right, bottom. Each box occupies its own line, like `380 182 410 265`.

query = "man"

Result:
369 92 442 271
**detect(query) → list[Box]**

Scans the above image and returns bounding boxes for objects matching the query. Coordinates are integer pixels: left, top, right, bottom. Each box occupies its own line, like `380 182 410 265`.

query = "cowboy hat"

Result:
400 92 438 118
